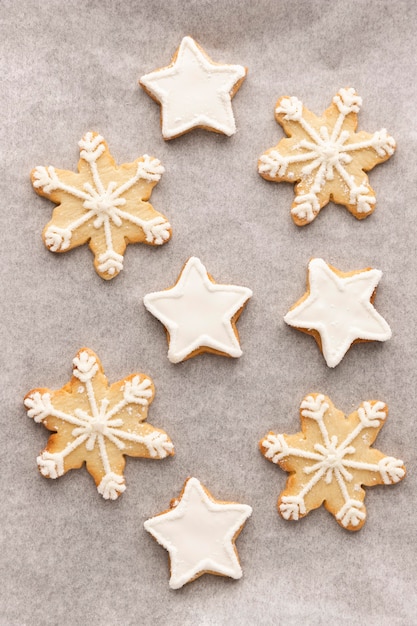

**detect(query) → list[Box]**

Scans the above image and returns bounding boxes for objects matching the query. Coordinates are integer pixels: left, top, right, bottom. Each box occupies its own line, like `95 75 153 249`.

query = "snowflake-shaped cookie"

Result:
258 88 396 225
31 132 171 279
24 348 174 499
260 394 405 530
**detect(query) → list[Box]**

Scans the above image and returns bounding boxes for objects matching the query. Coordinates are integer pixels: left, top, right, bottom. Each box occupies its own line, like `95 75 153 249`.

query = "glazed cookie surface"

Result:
31 132 171 279
140 36 247 139
284 258 391 367
24 348 174 499
260 394 405 531
144 477 252 589
258 88 395 225
143 257 252 363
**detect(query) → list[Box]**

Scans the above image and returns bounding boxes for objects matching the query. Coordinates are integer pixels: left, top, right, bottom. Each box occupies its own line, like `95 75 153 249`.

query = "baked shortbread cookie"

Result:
260 394 405 531
140 36 247 139
143 257 252 363
31 132 171 279
284 258 391 367
24 348 174 499
144 477 252 588
258 88 395 225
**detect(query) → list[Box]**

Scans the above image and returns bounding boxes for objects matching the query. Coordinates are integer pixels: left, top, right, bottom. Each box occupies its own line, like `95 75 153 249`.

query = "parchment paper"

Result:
1 1 416 624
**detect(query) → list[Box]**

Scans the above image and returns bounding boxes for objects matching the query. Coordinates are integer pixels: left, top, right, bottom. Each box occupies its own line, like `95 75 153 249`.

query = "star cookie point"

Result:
24 348 174 499
140 36 247 140
31 132 171 279
144 477 252 588
144 257 252 363
259 88 396 225
284 258 391 367
260 394 405 531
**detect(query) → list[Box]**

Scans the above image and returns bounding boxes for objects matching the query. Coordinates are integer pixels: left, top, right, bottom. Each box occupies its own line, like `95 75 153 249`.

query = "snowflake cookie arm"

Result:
339 401 406 488
103 374 175 460
24 383 94 481
260 429 332 521
258 89 395 226
32 164 94 253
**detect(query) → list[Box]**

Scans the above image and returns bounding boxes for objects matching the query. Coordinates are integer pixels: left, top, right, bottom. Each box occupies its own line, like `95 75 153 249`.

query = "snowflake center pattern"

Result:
308 436 355 484
73 397 126 451
298 124 352 175
83 182 127 226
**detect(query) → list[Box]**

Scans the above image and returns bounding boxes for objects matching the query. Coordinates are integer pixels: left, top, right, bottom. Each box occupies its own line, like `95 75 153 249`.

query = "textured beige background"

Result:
1 1 416 624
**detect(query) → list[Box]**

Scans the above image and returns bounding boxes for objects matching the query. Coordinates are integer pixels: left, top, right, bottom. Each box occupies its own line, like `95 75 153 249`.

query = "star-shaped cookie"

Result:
31 132 171 279
260 394 405 531
258 88 395 224
144 477 252 588
140 36 247 139
24 348 174 499
143 257 252 363
284 258 391 367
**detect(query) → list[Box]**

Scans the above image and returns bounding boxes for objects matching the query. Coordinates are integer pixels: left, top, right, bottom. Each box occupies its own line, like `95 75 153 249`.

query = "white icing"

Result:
275 96 303 121
284 258 392 367
357 401 387 428
123 376 153 405
335 499 366 528
279 495 306 520
24 350 174 498
259 88 395 223
24 391 53 422
37 451 65 479
140 36 246 139
143 257 252 363
333 88 362 115
97 472 126 500
33 132 170 278
73 350 99 382
144 477 252 589
377 457 405 484
261 395 405 529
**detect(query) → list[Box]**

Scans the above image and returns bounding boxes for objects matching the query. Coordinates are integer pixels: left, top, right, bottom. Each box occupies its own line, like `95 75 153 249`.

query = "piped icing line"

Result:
258 88 395 224
143 257 252 363
31 132 171 279
24 348 174 499
144 477 252 589
260 394 405 530
284 258 391 368
140 36 247 139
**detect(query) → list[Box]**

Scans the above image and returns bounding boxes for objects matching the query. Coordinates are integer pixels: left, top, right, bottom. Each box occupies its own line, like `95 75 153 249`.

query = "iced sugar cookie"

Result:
258 88 395 225
140 36 247 139
144 477 252 588
143 257 252 363
284 258 391 367
260 394 405 531
31 132 171 279
24 348 174 499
